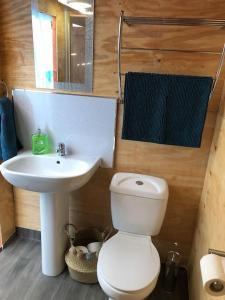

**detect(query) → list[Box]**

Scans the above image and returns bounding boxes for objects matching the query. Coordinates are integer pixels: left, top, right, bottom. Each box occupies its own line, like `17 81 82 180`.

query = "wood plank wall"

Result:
1 0 225 262
0 175 15 245
0 15 15 245
188 83 225 300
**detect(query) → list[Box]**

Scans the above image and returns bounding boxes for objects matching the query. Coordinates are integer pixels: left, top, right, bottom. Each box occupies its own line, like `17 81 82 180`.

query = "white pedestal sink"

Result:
0 151 100 276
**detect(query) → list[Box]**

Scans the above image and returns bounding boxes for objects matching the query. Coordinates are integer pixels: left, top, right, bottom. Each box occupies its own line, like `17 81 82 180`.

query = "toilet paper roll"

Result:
200 254 225 296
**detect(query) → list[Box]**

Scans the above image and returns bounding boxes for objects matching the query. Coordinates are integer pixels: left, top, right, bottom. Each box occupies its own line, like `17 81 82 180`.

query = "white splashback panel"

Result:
13 89 117 167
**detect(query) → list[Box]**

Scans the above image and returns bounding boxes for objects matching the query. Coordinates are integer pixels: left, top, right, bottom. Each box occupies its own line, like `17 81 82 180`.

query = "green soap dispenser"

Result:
32 129 49 154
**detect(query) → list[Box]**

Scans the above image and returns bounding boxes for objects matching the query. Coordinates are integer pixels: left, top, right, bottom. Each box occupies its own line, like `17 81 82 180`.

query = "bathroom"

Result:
0 0 225 299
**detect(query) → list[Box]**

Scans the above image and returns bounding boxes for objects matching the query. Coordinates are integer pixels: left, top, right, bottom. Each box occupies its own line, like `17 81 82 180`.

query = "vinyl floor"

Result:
0 237 189 300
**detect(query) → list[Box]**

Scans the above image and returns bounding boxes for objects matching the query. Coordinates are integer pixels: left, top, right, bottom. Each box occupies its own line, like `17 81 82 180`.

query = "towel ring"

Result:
0 80 9 98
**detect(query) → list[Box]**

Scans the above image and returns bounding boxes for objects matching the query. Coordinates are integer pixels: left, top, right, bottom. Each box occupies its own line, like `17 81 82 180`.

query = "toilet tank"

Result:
110 173 169 236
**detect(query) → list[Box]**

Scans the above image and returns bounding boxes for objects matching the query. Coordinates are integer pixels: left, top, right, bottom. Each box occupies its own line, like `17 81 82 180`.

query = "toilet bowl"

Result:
97 232 160 300
97 173 169 300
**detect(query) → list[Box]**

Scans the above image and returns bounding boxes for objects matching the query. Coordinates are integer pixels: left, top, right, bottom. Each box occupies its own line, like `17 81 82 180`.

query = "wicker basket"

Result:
65 227 103 284
65 247 98 283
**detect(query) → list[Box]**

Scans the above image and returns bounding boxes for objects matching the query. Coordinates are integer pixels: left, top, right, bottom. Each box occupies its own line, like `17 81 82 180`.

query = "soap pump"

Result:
32 128 49 155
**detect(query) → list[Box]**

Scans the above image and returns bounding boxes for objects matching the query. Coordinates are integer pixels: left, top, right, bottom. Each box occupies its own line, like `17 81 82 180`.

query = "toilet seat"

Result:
97 232 160 293
98 271 154 300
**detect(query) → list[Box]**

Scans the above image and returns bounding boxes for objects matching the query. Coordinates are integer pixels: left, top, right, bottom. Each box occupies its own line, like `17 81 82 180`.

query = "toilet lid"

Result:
98 232 160 293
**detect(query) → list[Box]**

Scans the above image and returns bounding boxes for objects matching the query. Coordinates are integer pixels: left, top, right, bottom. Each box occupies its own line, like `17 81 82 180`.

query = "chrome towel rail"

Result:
123 16 225 27
118 11 225 104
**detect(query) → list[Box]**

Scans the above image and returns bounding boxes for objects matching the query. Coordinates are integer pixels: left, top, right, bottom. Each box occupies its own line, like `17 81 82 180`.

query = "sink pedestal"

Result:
40 192 69 276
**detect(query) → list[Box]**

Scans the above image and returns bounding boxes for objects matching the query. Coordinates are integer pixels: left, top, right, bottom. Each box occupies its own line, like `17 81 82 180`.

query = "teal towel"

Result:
122 72 213 147
0 96 22 161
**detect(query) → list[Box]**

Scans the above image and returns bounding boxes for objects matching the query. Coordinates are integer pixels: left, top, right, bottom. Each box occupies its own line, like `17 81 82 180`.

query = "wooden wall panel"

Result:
189 87 225 299
0 14 15 245
0 0 35 89
0 174 15 244
14 189 40 231
1 0 225 263
123 25 225 52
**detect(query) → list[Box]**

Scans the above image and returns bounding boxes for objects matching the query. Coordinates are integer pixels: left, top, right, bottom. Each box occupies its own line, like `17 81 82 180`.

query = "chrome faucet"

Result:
56 143 66 156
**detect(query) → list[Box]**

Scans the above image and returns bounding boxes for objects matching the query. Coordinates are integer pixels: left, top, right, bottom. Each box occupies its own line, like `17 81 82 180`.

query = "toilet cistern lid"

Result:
110 172 168 199
98 232 160 292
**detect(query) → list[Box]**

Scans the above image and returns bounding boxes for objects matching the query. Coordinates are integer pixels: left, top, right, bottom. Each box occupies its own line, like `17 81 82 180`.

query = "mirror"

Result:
31 0 94 92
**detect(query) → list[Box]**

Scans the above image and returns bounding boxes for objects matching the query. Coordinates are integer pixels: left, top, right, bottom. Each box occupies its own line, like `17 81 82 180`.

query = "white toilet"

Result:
97 172 169 300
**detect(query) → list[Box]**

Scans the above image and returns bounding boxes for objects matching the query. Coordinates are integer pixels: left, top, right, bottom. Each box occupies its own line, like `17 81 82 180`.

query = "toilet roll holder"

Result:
208 249 225 293
208 248 225 257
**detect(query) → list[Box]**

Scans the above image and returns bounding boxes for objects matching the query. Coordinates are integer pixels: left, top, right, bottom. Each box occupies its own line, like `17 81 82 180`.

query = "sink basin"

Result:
1 151 100 193
0 151 100 277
